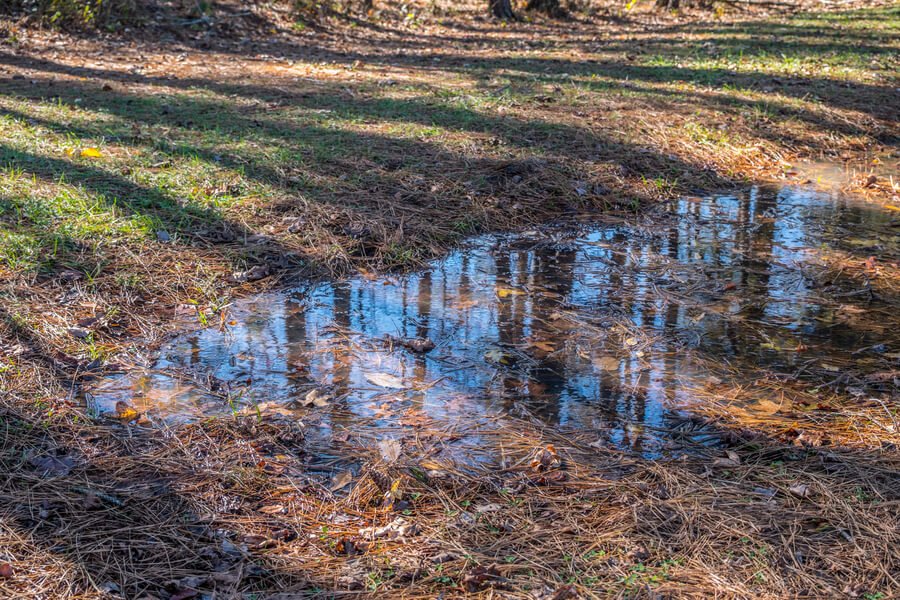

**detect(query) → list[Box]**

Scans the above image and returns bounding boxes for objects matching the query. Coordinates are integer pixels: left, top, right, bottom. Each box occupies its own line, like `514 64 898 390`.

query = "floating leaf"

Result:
496 287 525 298
365 372 406 389
302 389 330 407
484 347 509 364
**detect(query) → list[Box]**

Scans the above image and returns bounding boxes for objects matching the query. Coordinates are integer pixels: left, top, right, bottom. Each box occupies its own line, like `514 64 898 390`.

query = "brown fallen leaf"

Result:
712 450 741 467
593 356 620 372
393 336 436 353
752 399 781 415
330 470 354 492
462 563 507 593
0 563 13 578
789 483 811 498
358 516 419 540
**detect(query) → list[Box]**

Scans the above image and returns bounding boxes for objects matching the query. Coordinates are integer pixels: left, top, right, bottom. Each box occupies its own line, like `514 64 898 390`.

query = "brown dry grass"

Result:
2 396 899 599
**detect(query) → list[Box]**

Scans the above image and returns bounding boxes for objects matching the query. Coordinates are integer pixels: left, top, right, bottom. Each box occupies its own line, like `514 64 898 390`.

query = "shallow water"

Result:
86 185 900 457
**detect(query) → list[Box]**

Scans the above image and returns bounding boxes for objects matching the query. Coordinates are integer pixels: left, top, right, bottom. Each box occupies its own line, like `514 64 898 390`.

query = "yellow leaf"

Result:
114 401 139 422
496 287 525 298
80 147 103 158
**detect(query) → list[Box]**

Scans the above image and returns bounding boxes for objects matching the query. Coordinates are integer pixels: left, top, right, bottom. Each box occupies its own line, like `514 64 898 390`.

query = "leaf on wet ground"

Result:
751 399 782 415
330 470 354 491
30 453 75 477
243 402 295 419
712 450 741 467
378 439 402 462
365 372 406 389
462 563 507 592
359 516 419 540
529 445 561 472
789 483 811 498
230 264 271 283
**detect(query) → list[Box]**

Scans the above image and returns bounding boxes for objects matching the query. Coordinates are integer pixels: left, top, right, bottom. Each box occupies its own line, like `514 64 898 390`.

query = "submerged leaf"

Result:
114 401 139 422
496 287 525 298
302 389 331 407
593 356 620 372
365 372 405 389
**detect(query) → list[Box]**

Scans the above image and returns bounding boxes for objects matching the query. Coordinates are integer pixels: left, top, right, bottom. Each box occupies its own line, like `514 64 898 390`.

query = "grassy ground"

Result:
0 1 898 597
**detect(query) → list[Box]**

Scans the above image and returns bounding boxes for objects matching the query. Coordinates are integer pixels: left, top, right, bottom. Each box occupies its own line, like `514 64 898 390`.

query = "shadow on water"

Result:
86 184 900 458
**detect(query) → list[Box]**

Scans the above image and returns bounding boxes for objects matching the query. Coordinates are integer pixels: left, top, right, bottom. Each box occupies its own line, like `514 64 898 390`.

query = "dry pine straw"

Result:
0 3 898 598
0 394 898 599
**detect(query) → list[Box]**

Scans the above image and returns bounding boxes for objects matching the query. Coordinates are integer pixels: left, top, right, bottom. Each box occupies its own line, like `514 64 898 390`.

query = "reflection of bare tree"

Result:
523 246 577 424
283 295 311 398
408 272 433 408
495 249 524 408
330 284 352 399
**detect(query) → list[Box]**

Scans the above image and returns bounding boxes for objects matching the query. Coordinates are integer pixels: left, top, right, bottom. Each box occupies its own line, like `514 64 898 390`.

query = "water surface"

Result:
86 185 900 457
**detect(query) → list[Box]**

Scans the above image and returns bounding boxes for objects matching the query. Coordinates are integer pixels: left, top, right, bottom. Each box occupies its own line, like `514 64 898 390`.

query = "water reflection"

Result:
87 185 900 456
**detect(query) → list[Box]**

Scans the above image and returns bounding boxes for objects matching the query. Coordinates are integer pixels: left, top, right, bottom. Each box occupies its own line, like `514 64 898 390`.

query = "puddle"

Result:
86 185 900 457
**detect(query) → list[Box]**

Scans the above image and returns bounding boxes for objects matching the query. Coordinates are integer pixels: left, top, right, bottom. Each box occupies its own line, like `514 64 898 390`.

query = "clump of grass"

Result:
1 0 140 29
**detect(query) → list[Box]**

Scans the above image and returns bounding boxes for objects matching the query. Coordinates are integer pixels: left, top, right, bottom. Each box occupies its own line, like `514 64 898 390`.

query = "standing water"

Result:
86 185 900 457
